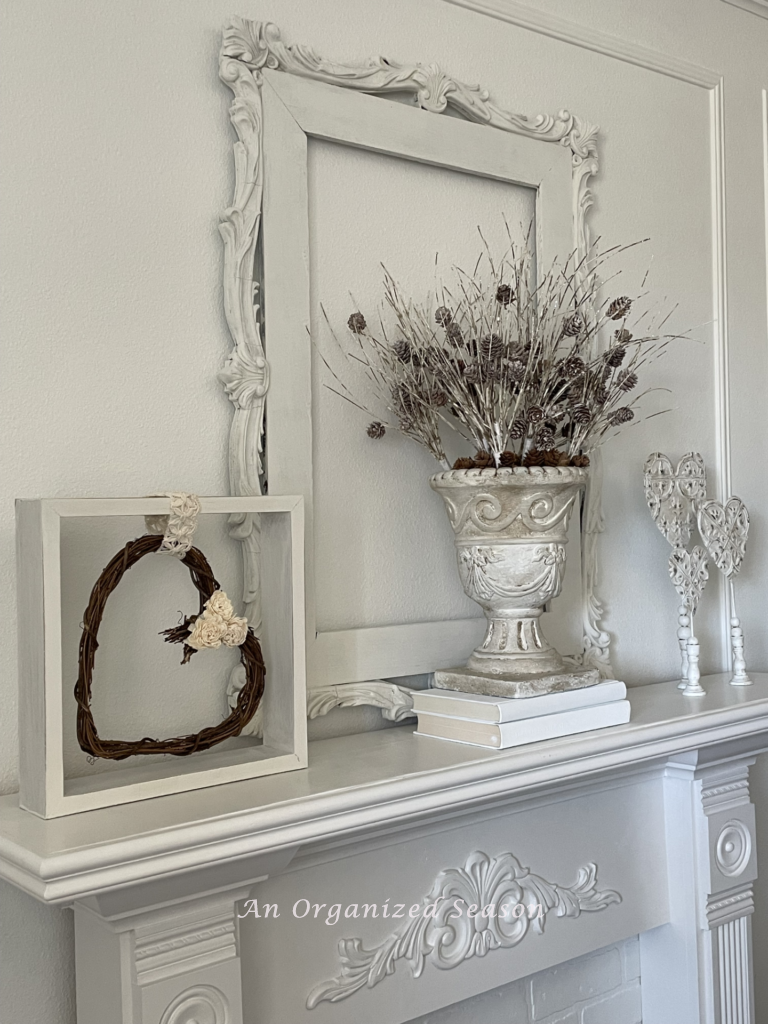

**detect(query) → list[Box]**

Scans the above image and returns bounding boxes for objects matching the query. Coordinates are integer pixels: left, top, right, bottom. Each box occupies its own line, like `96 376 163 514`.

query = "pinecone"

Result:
548 404 567 422
610 407 635 425
499 450 520 467
392 384 418 419
604 345 626 368
607 296 632 320
543 450 567 467
463 363 482 384
453 457 475 469
429 386 448 407
366 421 386 440
536 428 556 451
473 450 494 468
478 333 504 363
509 418 527 440
562 313 585 337
571 403 591 425
571 454 590 468
564 355 586 379
496 283 515 306
435 305 453 326
523 449 547 467
393 338 413 363
505 359 526 383
595 385 609 404
527 405 544 423
445 322 463 347
614 328 632 344
347 312 367 333
617 370 638 392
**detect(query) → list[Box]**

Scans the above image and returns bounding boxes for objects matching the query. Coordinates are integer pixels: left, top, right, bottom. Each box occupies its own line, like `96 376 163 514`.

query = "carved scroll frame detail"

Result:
218 19 607 728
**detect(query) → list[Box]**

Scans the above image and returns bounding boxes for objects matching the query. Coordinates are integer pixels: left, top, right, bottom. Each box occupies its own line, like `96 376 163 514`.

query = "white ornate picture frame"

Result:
218 19 608 723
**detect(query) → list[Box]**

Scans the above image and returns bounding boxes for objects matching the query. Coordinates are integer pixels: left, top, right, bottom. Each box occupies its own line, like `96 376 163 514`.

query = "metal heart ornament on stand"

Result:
697 497 749 579
668 546 709 614
697 497 752 686
668 545 709 696
644 452 707 548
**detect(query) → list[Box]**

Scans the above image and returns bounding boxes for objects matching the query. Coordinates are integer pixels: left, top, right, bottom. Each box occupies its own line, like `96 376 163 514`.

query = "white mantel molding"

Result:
1 675 767 1023
1 675 767 908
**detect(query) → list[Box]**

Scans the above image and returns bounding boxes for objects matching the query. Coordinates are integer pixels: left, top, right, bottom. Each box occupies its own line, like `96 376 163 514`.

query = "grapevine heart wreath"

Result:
74 494 264 760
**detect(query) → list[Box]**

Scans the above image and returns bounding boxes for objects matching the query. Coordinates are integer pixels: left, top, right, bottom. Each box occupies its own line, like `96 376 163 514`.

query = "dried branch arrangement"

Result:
323 234 684 470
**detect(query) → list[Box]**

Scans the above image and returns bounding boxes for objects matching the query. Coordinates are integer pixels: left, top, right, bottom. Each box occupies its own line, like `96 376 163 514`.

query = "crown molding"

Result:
442 0 721 88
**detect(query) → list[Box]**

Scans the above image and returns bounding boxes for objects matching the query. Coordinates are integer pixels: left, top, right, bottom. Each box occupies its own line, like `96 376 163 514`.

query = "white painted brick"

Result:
580 982 642 1024
621 937 641 981
536 1010 579 1024
530 947 622 1019
407 977 529 1024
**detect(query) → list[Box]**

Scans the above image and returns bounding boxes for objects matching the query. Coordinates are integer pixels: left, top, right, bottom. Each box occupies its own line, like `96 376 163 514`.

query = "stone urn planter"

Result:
429 466 599 698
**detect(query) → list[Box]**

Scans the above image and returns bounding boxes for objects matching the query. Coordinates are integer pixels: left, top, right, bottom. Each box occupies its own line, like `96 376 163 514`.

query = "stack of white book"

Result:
413 679 630 749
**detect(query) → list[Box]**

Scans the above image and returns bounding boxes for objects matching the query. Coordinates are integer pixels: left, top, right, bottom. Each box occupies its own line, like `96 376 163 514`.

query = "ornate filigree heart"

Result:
643 451 707 548
668 545 709 614
697 497 749 579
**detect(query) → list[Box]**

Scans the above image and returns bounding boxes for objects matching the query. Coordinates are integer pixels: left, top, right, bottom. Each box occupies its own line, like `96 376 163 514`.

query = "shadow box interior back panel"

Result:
16 495 306 818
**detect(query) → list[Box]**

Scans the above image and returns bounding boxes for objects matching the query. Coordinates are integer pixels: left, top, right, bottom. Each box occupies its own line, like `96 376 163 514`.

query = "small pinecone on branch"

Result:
536 428 557 451
523 449 547 467
604 345 626 368
614 328 633 345
527 404 544 423
595 384 609 405
610 407 635 425
393 384 418 420
435 305 453 326
463 363 482 384
445 322 463 347
496 283 515 306
562 313 585 337
499 450 520 467
563 355 586 379
506 358 526 382
347 312 367 333
429 386 448 407
478 333 504 363
607 296 632 320
617 370 638 392
393 338 413 363
509 418 527 440
366 421 386 440
572 454 590 467
571 403 591 425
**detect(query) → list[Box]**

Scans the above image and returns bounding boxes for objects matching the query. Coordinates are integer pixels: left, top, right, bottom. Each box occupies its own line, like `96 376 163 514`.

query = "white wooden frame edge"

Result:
218 18 608 727
16 495 307 818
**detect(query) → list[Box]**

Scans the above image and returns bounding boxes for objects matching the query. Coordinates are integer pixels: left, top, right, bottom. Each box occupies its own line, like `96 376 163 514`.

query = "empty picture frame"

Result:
16 495 306 818
218 20 609 711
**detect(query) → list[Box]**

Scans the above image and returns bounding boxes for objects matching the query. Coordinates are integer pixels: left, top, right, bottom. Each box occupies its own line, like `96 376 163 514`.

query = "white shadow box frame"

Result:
218 20 609 727
16 495 306 818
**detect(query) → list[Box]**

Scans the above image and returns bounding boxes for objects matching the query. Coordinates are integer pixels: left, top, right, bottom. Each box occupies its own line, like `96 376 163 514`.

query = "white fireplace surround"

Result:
0 673 764 1023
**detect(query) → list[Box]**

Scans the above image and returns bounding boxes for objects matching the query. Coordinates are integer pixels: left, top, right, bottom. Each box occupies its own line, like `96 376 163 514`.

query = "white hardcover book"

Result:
412 679 627 723
414 700 631 749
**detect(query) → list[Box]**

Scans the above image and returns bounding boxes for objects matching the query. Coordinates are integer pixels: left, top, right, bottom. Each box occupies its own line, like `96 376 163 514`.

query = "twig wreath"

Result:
75 533 265 760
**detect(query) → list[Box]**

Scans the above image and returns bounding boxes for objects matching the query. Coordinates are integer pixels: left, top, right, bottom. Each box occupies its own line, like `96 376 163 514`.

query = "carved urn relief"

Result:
430 467 599 697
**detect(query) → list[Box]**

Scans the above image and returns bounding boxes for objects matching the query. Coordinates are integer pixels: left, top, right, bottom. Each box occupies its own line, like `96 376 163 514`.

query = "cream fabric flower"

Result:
187 613 227 650
222 616 248 647
207 590 234 621
186 590 248 651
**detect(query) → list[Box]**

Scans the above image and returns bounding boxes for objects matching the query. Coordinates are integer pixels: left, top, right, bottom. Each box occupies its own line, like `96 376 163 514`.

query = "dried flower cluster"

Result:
322 236 684 470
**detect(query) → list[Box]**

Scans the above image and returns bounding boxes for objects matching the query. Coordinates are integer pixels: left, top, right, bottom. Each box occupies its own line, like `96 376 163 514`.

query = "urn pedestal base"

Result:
433 665 600 699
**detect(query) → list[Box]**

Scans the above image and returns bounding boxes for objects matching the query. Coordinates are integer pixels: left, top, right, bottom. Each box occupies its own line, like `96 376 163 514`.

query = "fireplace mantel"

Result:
1 674 766 1023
